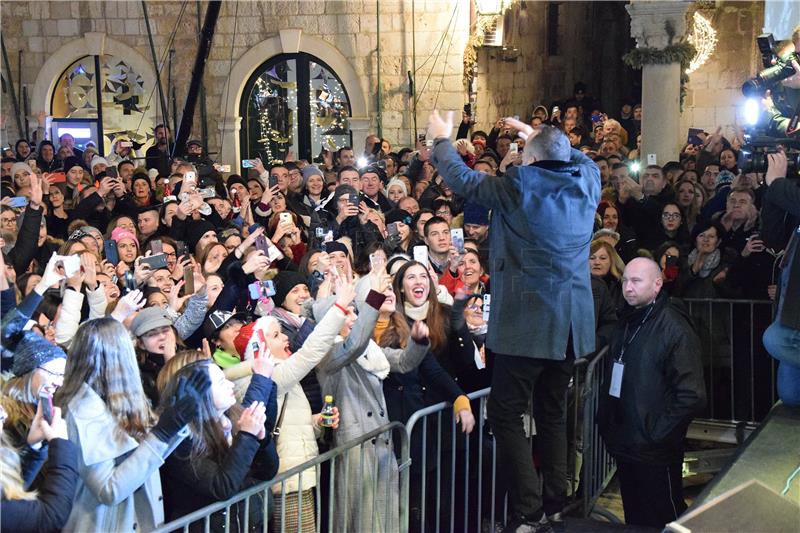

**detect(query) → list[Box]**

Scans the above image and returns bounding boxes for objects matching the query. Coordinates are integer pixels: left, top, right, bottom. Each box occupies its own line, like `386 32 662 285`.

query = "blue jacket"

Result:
431 140 601 358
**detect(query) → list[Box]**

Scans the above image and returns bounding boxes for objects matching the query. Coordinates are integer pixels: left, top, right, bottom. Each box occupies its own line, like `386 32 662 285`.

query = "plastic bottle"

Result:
320 395 336 428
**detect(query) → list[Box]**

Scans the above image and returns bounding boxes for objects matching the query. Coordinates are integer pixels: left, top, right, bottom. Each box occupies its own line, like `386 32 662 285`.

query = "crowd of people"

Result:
0 73 796 533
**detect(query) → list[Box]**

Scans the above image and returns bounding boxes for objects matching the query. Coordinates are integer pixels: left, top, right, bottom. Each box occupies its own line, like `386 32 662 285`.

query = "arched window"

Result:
240 53 351 169
50 54 152 156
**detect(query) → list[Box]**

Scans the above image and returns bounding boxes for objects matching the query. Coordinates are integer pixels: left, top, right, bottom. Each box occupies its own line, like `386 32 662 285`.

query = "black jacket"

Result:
160 374 279 530
591 275 618 350
761 177 800 329
597 292 706 465
1 439 79 533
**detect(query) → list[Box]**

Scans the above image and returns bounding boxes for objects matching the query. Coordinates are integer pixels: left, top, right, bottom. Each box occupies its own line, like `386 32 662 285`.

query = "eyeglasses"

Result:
661 213 681 221
435 210 450 216
37 366 63 378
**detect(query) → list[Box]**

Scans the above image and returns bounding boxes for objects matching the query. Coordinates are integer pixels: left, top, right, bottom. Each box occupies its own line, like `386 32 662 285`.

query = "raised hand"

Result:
238 401 267 438
411 320 430 342
110 289 145 322
426 110 454 141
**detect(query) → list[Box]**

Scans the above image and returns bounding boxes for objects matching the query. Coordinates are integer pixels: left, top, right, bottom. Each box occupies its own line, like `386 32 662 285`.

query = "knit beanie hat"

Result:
185 219 217 252
130 307 174 337
90 156 109 173
301 165 325 187
62 156 85 172
716 170 735 190
384 209 413 226
226 174 247 192
10 162 33 178
386 178 408 197
11 334 66 377
323 240 349 257
463 202 490 226
111 227 139 249
272 270 308 307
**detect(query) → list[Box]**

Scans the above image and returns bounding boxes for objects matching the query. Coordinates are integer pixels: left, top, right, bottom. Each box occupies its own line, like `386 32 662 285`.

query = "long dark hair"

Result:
158 358 242 463
379 260 448 353
55 318 155 442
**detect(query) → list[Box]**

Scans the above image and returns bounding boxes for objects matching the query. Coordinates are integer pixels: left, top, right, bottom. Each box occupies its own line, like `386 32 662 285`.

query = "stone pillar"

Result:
626 1 690 166
218 116 242 174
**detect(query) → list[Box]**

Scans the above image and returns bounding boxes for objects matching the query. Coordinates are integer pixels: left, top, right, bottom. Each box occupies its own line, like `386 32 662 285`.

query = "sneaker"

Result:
546 512 565 533
501 512 554 533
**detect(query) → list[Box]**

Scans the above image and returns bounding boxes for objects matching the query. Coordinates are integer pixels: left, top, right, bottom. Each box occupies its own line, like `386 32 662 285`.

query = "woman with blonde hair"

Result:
589 239 625 308
1 403 80 533
55 317 208 532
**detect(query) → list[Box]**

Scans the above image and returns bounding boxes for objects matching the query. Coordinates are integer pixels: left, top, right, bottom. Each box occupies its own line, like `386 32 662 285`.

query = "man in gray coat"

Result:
428 111 600 532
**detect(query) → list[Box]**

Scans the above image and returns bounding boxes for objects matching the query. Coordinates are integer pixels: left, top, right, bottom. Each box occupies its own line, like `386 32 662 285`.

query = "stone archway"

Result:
30 32 157 127
218 29 370 165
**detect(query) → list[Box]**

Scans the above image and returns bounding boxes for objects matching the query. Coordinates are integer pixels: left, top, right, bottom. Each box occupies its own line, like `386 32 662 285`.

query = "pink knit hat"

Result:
111 227 139 249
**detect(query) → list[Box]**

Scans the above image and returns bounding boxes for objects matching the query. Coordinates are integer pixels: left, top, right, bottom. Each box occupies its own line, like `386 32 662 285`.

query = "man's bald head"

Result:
621 257 663 308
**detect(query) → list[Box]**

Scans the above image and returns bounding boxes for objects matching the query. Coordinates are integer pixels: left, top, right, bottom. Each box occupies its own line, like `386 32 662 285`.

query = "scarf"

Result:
688 247 721 279
335 335 391 379
404 301 429 321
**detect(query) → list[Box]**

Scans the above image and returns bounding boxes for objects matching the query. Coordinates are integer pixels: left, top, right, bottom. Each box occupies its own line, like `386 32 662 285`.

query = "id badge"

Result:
609 361 624 398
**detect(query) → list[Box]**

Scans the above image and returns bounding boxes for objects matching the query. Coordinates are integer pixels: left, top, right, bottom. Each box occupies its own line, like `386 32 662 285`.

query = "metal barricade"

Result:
682 298 776 423
151 422 410 533
402 347 615 533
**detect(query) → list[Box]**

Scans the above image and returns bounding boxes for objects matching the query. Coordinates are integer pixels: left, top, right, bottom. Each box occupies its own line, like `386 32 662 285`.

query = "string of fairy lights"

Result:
251 61 350 164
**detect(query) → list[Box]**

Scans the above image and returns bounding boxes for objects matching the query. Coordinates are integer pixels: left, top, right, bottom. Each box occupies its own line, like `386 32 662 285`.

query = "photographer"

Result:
760 150 800 405
762 26 800 138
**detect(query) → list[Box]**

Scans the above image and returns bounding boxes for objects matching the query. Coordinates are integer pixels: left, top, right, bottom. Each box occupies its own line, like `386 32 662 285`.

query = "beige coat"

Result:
224 304 348 493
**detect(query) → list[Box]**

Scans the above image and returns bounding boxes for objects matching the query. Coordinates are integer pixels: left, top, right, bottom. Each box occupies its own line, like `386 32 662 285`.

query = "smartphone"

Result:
279 212 292 225
216 164 231 173
665 255 679 270
254 234 271 256
120 141 133 148
242 159 256 169
248 280 276 300
8 196 28 209
315 226 325 238
183 265 195 294
198 187 216 199
509 142 518 154
387 222 400 238
38 384 55 424
150 239 163 255
106 166 118 178
268 175 279 189
123 270 136 294
49 172 66 184
369 252 386 272
450 228 465 253
687 128 704 146
55 255 81 277
463 103 472 115
348 192 360 206
266 241 284 262
413 245 429 266
104 239 120 265
323 230 334 243
482 294 491 322
184 171 197 189
417 133 426 143
175 240 187 258
140 253 168 270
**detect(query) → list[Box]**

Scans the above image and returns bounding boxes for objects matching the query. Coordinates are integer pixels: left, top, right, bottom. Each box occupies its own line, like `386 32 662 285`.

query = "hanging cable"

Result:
414 2 459 110
133 1 189 139
433 3 459 111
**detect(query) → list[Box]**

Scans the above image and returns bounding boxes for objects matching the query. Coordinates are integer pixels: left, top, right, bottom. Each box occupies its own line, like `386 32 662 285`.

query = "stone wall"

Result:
0 0 474 158
680 1 764 139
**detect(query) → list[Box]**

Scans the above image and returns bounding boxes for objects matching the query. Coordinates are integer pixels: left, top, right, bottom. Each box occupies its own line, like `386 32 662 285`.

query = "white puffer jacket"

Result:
224 304 348 493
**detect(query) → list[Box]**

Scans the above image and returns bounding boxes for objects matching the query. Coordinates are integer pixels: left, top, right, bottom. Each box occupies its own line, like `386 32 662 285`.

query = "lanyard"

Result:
617 303 654 363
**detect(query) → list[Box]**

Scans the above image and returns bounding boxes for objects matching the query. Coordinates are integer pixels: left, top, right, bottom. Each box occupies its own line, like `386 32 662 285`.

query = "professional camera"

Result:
741 51 800 97
737 137 800 177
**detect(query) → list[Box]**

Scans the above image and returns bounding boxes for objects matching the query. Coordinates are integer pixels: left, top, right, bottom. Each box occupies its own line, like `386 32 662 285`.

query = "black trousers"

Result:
616 460 687 528
487 353 574 518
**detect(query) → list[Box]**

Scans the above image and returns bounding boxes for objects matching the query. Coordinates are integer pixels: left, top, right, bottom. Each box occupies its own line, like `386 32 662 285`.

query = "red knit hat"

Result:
233 322 257 357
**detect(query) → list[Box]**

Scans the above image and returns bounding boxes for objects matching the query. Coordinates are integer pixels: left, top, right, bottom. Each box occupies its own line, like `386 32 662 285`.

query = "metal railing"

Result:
682 298 776 424
151 422 410 533
402 347 615 533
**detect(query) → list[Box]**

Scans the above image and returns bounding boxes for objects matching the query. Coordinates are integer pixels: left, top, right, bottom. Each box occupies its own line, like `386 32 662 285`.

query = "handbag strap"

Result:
271 393 289 439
